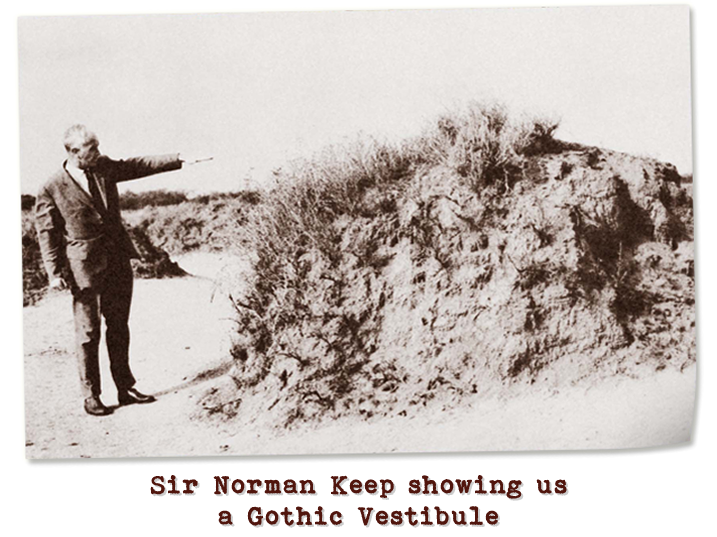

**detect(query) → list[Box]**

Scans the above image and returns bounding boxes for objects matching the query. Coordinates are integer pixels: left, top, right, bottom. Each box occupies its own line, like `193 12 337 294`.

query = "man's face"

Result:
66 135 101 170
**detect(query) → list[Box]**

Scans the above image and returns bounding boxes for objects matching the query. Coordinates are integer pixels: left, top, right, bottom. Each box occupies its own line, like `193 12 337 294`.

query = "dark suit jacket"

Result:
35 154 182 289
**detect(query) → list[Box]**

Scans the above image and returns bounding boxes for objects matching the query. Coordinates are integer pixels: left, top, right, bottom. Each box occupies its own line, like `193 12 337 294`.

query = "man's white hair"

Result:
63 124 98 151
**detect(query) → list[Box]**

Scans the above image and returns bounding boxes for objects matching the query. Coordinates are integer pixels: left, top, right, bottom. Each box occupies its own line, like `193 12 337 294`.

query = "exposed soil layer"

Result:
216 132 695 430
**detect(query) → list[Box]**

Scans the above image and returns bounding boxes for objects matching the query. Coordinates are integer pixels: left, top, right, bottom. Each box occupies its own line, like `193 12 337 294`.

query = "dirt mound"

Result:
200 103 694 428
126 225 186 279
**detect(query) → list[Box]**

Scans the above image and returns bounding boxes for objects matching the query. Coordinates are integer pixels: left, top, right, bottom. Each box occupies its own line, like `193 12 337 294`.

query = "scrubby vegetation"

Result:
22 212 48 306
122 190 262 255
201 102 694 427
119 189 190 211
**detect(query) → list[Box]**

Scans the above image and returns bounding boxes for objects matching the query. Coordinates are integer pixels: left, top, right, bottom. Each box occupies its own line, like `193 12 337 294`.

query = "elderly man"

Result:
35 125 203 416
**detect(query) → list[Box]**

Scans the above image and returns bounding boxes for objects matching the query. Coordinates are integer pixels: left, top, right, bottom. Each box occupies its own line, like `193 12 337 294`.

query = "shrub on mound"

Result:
203 102 694 427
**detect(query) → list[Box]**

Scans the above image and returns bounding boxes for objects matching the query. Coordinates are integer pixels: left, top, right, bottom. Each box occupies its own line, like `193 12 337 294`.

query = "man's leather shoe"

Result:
84 396 113 416
118 388 156 405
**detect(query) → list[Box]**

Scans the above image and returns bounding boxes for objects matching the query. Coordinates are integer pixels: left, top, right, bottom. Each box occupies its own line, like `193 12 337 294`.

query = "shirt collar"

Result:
64 160 87 181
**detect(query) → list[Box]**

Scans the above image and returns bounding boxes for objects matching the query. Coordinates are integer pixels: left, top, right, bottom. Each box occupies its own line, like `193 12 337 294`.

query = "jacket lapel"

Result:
60 165 103 216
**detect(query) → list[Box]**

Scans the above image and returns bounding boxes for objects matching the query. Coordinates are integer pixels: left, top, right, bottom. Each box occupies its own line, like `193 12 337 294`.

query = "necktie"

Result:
85 169 106 215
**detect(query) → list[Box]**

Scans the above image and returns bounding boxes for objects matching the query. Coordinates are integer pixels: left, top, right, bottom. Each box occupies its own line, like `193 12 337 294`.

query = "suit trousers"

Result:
71 253 135 398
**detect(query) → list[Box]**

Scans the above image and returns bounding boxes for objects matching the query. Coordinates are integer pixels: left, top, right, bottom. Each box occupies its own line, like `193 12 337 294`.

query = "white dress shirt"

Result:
64 161 93 196
64 160 107 210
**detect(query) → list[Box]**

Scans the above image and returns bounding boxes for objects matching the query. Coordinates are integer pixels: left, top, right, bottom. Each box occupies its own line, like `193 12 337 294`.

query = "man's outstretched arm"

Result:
103 153 213 183
102 154 184 183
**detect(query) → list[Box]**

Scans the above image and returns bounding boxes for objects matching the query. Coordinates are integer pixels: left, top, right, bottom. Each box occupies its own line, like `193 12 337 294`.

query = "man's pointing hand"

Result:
178 153 214 166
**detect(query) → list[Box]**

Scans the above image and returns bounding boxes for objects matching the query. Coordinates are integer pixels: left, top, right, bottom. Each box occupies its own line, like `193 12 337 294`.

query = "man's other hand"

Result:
178 153 213 166
50 277 68 291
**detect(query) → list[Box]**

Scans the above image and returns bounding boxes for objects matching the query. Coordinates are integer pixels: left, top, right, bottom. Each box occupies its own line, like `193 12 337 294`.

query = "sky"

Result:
17 5 692 195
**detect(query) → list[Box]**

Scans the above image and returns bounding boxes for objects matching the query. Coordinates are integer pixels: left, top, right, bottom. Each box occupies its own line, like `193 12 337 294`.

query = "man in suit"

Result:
35 124 198 416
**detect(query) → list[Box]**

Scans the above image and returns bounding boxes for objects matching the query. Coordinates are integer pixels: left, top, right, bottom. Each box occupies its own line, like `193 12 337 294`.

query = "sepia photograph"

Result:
18 5 695 458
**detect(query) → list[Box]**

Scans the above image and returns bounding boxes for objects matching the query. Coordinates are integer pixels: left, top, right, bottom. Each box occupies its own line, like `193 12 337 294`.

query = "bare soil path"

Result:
23 253 695 459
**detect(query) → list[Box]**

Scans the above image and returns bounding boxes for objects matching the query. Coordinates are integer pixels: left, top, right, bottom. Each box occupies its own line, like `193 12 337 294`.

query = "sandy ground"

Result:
23 253 696 459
